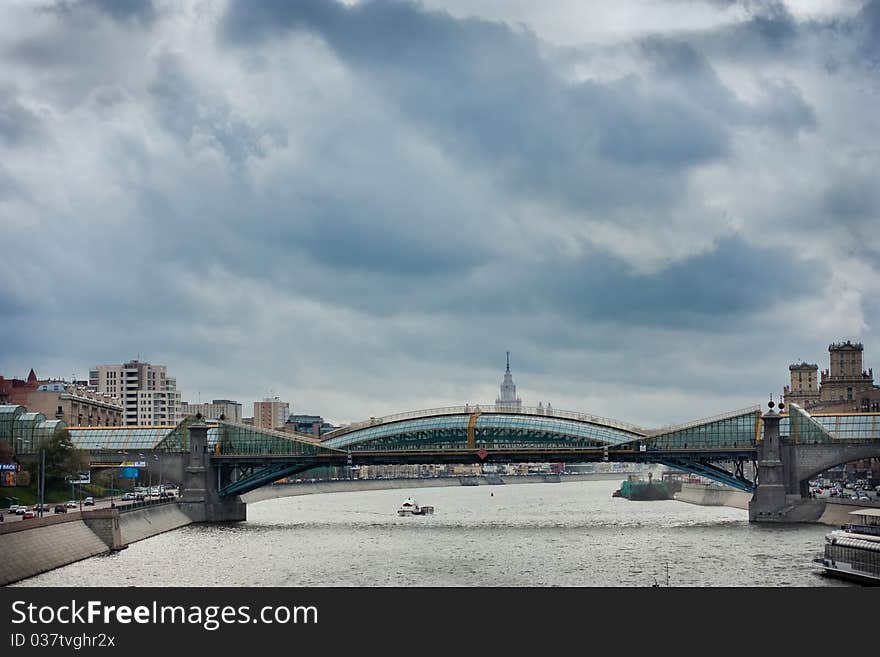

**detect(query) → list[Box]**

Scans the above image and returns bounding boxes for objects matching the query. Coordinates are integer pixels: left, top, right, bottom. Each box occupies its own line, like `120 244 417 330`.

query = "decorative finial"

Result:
768 393 775 410
506 351 510 372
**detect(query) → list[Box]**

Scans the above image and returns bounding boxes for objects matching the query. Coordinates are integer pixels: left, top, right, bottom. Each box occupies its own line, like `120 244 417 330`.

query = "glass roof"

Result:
68 423 220 451
323 413 641 450
647 408 760 450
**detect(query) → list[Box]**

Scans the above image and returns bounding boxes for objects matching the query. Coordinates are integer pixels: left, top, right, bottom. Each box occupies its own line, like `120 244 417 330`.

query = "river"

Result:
11 479 847 587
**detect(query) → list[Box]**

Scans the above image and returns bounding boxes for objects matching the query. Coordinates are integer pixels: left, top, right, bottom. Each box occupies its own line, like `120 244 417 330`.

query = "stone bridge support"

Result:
750 408 880 522
179 421 246 523
749 407 789 522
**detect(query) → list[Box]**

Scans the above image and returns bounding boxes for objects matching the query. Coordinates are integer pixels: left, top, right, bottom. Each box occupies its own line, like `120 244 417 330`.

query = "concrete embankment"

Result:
673 484 880 525
673 483 751 510
816 499 880 527
0 513 111 586
243 472 624 504
0 503 192 586
118 504 192 545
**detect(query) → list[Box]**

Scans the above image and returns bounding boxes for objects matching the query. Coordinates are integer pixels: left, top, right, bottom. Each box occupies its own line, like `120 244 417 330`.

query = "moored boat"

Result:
814 509 880 585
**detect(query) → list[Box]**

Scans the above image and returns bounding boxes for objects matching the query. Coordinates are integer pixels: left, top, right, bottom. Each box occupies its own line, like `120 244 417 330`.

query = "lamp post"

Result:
38 448 45 518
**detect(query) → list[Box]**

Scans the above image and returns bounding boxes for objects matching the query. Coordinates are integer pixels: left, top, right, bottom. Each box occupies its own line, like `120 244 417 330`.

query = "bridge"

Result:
4 401 880 523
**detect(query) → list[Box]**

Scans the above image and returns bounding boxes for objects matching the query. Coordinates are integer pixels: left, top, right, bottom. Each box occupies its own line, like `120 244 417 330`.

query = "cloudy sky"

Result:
1 0 879 427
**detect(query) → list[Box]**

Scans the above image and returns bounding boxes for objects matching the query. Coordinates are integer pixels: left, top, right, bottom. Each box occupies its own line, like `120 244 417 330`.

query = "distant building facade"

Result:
90 360 181 426
28 382 123 427
0 370 122 427
784 341 880 412
254 397 289 430
283 414 338 437
495 351 522 410
181 399 242 423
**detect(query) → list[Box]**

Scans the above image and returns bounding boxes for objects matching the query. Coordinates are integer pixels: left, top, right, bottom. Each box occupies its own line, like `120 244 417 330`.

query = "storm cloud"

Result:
1 0 878 428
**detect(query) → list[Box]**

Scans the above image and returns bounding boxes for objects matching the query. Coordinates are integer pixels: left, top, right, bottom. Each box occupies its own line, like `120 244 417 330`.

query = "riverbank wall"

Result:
673 483 751 510
242 472 625 503
0 502 192 586
673 483 880 525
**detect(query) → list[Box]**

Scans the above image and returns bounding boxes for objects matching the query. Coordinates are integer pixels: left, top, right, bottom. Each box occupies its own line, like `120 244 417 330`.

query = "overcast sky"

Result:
2 0 879 427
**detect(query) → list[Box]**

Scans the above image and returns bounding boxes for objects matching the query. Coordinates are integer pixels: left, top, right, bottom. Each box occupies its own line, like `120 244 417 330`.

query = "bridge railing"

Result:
645 405 762 437
322 405 647 439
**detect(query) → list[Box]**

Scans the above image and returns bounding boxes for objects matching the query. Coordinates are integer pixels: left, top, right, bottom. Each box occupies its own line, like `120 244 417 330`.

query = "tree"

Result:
0 439 13 464
41 430 89 489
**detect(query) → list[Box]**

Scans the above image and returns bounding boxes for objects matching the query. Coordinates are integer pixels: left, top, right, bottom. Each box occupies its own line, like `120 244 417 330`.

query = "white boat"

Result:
397 496 434 516
814 509 880 585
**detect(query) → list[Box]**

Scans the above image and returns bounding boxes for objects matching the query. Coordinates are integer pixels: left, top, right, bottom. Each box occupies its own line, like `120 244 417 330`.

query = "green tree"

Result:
0 439 13 464
41 430 89 488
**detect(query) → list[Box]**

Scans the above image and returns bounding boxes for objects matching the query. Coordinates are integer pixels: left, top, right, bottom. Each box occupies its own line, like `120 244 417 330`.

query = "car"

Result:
121 493 136 501
66 501 77 508
135 493 146 501
7 504 21 514
54 504 67 513
33 503 50 512
22 510 36 519
82 497 95 506
14 506 27 515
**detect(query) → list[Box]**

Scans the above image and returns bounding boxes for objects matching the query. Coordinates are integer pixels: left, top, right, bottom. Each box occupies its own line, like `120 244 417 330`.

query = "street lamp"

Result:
38 447 45 518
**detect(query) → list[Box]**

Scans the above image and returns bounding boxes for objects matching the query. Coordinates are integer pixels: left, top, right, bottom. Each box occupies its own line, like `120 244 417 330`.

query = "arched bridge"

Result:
57 402 880 523
211 404 767 496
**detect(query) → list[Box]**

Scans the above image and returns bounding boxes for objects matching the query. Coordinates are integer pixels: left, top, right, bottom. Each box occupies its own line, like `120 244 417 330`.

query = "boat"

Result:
397 496 434 516
615 473 681 501
814 509 880 585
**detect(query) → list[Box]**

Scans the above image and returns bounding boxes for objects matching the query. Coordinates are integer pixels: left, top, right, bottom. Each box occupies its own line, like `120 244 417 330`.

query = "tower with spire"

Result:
496 351 522 410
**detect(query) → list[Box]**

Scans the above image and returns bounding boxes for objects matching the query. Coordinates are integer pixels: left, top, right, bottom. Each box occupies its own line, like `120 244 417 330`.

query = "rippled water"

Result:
14 480 847 587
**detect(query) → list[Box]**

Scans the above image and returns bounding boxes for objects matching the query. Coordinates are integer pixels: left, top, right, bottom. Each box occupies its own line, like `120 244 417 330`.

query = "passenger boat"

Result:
814 509 880 585
397 496 434 516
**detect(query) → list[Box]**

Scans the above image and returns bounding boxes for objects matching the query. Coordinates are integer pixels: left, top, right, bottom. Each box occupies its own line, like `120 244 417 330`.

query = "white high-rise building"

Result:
89 360 182 426
495 351 522 410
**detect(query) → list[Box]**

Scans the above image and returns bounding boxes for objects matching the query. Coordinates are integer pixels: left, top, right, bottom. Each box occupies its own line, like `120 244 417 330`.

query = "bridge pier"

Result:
749 407 789 522
179 421 246 523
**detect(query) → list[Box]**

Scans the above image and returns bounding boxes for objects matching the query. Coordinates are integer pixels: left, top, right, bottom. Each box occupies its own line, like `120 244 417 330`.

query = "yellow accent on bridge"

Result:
467 411 481 449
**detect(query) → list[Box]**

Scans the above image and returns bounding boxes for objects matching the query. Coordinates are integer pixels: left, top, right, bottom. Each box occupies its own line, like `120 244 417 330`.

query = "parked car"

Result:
54 504 67 513
83 497 95 506
22 510 36 519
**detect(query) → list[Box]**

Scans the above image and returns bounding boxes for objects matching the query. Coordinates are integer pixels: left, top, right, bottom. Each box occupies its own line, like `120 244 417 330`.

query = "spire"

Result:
27 368 37 384
496 351 522 410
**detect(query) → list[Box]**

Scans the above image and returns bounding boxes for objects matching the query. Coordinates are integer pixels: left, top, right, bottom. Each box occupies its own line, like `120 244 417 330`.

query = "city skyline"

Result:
2 1 879 427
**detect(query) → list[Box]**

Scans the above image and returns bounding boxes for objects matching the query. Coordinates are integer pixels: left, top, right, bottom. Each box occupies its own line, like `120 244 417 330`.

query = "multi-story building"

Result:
0 369 39 405
495 351 522 410
784 341 880 412
283 414 338 437
254 397 289 430
784 362 820 408
26 381 123 427
90 360 181 426
180 399 242 423
1 370 123 426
